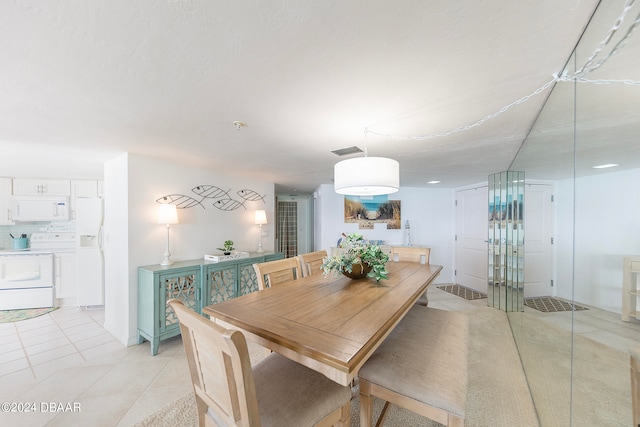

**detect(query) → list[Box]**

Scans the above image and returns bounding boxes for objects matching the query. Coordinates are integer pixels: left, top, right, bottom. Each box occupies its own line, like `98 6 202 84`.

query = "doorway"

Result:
522 183 554 297
454 183 554 297
276 201 298 257
455 185 489 293
276 196 314 257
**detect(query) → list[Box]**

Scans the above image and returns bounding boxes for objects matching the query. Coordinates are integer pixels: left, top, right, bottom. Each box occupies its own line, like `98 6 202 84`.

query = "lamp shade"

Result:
157 204 178 225
334 157 399 196
254 209 267 225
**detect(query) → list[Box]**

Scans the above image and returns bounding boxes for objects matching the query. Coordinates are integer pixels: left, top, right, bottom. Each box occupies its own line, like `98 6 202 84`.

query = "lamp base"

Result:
161 258 173 266
256 243 264 253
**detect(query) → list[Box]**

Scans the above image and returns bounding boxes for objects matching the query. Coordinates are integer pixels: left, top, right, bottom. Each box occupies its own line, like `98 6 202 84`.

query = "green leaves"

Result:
217 240 234 252
321 233 389 281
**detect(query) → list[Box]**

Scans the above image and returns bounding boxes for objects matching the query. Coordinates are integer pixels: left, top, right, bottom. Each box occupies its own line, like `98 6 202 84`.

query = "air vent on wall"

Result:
331 146 363 156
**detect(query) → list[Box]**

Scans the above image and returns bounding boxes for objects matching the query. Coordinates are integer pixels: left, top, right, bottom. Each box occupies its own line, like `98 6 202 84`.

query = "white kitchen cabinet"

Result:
71 180 99 198
70 180 100 219
13 179 71 196
55 252 77 303
0 178 14 225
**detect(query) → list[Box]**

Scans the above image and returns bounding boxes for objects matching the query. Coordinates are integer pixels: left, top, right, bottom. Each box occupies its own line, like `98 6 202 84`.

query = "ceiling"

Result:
1 0 637 194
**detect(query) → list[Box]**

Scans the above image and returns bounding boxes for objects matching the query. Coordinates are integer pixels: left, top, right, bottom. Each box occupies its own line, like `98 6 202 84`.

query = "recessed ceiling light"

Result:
427 180 440 184
592 163 619 169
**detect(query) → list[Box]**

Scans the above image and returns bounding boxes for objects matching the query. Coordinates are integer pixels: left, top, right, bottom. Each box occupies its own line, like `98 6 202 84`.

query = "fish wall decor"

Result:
237 189 266 203
155 185 266 212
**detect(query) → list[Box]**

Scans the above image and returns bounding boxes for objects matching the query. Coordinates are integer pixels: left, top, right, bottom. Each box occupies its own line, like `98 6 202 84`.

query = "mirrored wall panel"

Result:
508 0 640 425
488 171 524 312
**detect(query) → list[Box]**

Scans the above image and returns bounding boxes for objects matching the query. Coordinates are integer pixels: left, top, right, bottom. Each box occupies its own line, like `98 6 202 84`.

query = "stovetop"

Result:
29 232 76 252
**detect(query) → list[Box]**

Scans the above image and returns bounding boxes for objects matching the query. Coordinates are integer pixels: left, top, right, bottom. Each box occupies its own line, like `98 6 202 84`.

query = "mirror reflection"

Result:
509 0 640 425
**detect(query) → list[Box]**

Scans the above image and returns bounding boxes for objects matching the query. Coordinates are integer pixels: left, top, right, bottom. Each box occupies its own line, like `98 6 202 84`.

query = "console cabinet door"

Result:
160 269 200 334
238 260 260 295
203 264 236 306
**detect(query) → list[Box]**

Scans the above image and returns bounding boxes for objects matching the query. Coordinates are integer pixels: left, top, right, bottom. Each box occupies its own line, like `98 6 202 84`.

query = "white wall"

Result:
103 153 275 346
103 154 131 346
555 168 640 313
315 184 455 283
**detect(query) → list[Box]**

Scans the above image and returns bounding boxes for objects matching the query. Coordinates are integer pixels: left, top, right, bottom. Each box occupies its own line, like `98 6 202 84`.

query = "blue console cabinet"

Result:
138 252 283 355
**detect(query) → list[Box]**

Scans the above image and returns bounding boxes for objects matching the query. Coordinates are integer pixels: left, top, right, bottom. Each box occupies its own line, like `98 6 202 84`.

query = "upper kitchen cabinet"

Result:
13 179 71 196
0 178 14 225
71 180 100 199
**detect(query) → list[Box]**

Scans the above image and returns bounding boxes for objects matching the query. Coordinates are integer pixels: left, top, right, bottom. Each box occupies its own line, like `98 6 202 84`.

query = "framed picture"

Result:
344 195 401 230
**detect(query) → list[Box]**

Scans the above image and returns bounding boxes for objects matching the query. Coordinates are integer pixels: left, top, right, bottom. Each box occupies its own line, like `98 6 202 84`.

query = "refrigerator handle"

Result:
98 226 104 250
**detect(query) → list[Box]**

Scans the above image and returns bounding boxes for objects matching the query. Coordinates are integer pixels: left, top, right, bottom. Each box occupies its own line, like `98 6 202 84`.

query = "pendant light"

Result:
334 130 399 196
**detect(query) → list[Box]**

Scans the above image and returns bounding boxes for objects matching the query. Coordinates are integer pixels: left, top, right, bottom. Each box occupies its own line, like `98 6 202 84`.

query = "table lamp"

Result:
255 210 267 253
157 204 178 265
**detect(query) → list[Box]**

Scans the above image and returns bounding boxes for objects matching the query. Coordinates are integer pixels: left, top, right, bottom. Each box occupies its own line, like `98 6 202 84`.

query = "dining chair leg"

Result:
359 380 374 427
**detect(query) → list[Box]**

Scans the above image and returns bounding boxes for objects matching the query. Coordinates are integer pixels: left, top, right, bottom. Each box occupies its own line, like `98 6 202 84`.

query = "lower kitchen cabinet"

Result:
54 252 77 302
138 252 283 355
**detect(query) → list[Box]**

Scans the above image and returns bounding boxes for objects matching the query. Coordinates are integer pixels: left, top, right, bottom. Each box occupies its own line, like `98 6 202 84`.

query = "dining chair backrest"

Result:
169 299 352 427
392 246 431 264
253 256 302 290
298 250 328 277
167 299 261 426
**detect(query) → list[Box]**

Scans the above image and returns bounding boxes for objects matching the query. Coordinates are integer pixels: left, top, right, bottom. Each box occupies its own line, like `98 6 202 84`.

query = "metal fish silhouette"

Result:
212 198 246 211
191 185 231 199
156 194 204 209
237 189 266 203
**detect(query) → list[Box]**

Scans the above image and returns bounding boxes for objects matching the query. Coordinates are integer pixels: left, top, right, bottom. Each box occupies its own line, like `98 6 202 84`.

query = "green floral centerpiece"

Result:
217 240 234 255
321 233 389 281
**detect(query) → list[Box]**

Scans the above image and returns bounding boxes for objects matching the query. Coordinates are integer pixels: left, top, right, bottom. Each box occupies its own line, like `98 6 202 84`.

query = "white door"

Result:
455 186 488 293
523 184 554 297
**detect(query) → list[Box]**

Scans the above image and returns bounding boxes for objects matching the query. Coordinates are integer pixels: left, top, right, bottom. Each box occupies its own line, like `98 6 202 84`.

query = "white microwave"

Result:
12 196 71 222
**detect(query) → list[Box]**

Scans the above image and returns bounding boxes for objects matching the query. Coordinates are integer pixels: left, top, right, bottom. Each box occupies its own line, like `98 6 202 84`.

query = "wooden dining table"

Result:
203 261 443 386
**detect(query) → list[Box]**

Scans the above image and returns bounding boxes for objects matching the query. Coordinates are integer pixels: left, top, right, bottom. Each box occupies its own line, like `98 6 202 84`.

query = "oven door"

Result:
0 253 54 290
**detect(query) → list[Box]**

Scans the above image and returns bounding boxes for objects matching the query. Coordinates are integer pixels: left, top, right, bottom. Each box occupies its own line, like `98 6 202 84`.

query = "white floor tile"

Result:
0 357 30 377
29 344 79 366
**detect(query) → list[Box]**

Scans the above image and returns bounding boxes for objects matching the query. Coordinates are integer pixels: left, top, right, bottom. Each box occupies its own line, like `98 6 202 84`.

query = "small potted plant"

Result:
321 233 389 282
217 240 234 255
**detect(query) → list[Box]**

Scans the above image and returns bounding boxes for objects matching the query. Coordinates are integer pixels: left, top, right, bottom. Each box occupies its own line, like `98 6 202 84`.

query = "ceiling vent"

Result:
331 146 363 156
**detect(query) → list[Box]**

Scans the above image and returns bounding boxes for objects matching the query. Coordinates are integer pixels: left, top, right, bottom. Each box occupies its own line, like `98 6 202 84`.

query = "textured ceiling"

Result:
0 0 637 194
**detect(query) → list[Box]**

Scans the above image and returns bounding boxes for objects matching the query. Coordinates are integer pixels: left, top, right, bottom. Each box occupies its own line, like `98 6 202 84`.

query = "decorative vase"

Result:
341 263 372 279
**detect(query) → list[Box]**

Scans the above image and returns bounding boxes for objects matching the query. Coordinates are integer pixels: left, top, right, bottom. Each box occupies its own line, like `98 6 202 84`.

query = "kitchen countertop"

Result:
0 249 57 255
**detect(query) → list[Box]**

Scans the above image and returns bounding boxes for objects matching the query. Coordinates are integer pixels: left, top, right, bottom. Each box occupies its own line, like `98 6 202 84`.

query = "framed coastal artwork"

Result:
344 195 401 230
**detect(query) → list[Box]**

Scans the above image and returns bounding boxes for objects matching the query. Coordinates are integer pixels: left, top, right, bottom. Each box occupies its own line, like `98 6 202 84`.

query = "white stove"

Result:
30 232 76 252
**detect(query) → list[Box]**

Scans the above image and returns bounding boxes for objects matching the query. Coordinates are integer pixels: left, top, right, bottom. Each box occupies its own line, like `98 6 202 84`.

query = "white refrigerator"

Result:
75 198 104 306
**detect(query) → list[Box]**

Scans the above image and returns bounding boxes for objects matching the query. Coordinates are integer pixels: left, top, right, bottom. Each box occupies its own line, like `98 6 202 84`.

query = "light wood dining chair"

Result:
298 250 328 277
391 246 431 264
253 256 302 290
168 299 351 427
391 246 431 305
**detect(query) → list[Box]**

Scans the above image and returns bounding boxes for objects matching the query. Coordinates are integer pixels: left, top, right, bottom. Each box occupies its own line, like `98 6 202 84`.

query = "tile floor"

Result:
0 286 637 426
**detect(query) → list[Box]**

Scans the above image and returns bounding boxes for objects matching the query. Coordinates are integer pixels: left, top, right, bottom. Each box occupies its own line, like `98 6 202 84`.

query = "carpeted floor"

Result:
134 306 539 427
509 313 631 426
0 307 58 323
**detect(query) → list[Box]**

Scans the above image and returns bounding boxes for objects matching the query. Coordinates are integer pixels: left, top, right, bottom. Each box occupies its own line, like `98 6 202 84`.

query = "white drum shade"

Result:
334 157 399 196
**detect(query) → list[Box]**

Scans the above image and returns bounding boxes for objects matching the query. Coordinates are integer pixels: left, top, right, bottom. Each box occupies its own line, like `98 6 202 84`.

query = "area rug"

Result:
524 296 589 312
437 284 487 300
0 307 58 323
134 306 539 427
